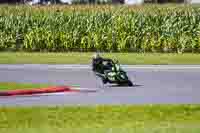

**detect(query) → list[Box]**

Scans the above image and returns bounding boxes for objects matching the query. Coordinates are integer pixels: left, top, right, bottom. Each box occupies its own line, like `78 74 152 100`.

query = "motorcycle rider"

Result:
91 53 134 86
91 53 114 84
92 53 113 74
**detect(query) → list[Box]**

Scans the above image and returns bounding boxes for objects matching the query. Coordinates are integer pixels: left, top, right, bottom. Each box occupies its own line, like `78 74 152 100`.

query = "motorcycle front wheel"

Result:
127 80 133 86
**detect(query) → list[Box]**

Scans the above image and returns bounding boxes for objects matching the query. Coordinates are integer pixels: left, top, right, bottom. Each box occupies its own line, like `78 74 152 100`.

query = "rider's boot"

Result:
102 78 108 84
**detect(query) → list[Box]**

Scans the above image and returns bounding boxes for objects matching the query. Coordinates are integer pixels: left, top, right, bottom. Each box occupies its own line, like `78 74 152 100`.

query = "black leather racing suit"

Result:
92 57 113 74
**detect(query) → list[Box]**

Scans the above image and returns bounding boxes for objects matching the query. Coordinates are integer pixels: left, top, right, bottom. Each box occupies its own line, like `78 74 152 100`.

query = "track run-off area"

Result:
0 64 200 106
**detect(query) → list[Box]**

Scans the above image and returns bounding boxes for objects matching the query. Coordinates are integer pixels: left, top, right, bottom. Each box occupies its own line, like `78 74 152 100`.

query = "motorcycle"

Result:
94 59 133 87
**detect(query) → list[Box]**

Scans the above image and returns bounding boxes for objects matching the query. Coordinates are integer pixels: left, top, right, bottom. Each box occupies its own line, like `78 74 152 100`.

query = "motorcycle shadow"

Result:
107 84 143 88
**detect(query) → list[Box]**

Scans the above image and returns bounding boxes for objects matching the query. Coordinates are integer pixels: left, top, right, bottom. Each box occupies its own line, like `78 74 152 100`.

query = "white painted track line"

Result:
1 64 200 70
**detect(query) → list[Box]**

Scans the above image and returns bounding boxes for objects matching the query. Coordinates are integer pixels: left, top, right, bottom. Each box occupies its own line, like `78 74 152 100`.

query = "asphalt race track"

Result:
0 64 200 106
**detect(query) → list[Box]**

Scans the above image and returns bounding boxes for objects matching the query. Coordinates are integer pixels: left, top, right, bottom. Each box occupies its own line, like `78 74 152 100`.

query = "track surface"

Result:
0 65 200 106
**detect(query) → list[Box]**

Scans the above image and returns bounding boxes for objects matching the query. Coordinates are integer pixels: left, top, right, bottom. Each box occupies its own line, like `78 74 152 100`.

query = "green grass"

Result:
0 105 199 133
0 82 52 91
1 52 200 64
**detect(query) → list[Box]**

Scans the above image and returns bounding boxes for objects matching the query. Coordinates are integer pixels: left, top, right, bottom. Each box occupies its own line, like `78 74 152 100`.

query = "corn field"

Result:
1 5 200 53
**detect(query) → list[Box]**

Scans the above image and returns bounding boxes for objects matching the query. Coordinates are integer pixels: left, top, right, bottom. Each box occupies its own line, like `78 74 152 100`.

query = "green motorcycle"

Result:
95 59 133 86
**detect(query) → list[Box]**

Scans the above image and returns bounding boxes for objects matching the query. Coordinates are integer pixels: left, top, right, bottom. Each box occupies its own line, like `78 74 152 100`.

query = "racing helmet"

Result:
92 52 101 59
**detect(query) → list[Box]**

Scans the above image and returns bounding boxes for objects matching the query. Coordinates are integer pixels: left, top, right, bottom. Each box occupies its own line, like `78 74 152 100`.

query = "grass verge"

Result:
0 82 51 91
0 105 199 133
1 52 200 64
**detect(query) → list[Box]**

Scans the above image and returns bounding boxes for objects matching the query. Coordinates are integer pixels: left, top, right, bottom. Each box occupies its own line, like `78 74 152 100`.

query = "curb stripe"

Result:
0 86 79 96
